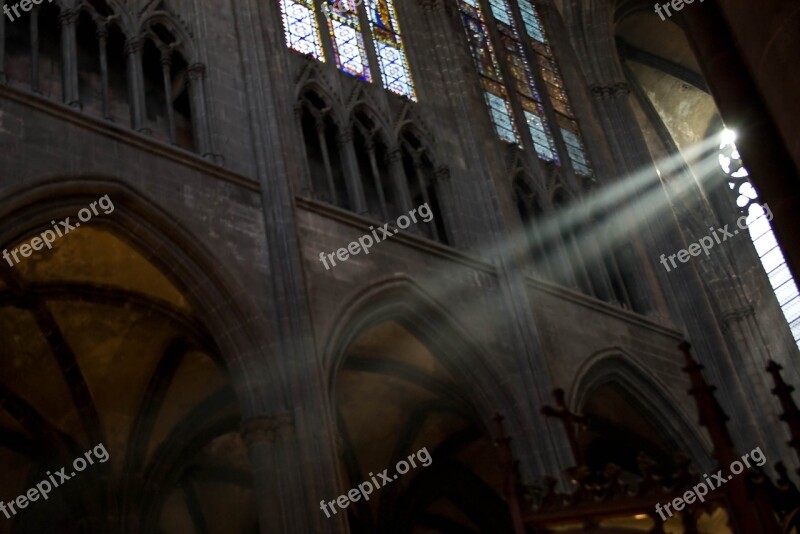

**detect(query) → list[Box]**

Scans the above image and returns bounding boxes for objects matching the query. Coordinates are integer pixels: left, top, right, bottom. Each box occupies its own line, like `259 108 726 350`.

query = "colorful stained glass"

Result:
458 0 519 144
367 0 415 99
487 0 557 158
327 0 371 80
461 12 503 81
279 0 324 60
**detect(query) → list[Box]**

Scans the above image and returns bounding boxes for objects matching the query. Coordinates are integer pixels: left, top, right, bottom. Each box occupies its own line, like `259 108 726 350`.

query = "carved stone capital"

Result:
720 305 755 332
59 9 80 26
589 82 631 99
433 165 450 183
418 0 440 13
124 37 144 56
385 147 403 164
187 63 206 81
337 128 355 145
240 413 294 447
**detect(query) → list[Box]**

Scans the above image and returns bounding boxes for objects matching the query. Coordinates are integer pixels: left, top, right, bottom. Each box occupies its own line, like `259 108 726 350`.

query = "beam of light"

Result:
720 127 737 146
341 133 724 331
319 135 724 373
320 133 726 483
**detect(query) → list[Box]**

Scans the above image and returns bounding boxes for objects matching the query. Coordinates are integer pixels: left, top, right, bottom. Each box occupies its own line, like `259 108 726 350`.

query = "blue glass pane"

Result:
280 0 324 60
330 17 371 80
487 0 513 25
367 0 416 99
562 128 591 175
486 91 518 143
525 110 555 160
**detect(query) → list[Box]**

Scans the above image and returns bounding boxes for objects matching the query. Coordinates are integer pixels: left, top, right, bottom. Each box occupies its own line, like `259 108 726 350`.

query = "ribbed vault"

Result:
0 226 257 533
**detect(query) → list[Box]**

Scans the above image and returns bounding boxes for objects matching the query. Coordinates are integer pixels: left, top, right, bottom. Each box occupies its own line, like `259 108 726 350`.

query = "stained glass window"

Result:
280 0 417 97
326 0 371 80
719 129 800 349
458 0 520 143
516 0 592 175
488 0 557 161
367 0 415 99
279 0 324 60
457 0 589 169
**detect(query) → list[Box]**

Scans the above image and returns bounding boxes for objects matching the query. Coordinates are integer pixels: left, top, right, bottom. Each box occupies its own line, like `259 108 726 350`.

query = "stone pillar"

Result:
337 127 367 214
59 8 80 106
30 8 39 93
587 81 658 315
0 1 6 83
240 414 296 533
160 49 176 144
187 63 212 157
125 37 146 132
386 147 413 218
97 25 110 118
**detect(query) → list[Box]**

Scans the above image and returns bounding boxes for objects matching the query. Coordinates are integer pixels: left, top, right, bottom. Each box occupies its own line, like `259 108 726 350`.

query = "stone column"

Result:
587 81 658 315
125 37 146 132
240 413 296 533
160 50 176 144
187 63 212 157
30 8 39 93
0 1 6 83
59 8 80 106
97 25 110 118
386 147 413 218
337 127 367 214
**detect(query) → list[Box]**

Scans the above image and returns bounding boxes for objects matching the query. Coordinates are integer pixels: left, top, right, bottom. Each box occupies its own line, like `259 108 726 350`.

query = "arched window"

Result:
279 0 416 100
719 129 800 349
400 129 448 243
3 2 202 153
352 109 394 219
74 1 129 122
457 0 592 175
298 88 350 208
5 1 62 96
141 24 194 151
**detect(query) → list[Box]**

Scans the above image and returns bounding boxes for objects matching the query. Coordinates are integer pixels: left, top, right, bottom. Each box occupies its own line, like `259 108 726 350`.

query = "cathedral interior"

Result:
0 0 799 532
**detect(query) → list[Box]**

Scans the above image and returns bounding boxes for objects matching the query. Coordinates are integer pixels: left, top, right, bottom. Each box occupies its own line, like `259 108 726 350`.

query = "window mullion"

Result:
355 1 384 91
313 0 338 66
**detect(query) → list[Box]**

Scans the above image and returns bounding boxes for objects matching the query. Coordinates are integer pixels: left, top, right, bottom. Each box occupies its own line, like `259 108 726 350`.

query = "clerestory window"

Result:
719 129 800 349
279 0 416 100
457 0 592 176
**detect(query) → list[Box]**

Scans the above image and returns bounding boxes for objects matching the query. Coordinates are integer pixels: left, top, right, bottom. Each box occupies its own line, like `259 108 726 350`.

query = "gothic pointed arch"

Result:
350 103 397 219
570 349 712 473
322 276 519 531
297 83 351 208
398 124 449 243
136 15 196 149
